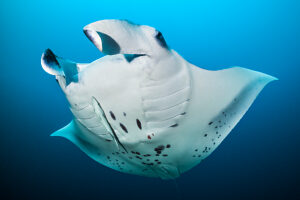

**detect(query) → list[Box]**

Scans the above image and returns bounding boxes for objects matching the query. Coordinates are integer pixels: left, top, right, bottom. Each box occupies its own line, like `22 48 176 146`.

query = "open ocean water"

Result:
0 0 299 199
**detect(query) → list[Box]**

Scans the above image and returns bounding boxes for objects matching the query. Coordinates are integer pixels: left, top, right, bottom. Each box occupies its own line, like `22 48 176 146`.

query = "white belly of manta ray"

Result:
41 19 277 179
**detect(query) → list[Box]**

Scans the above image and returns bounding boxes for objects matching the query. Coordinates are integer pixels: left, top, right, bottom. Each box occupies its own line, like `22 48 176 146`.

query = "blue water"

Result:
0 0 299 199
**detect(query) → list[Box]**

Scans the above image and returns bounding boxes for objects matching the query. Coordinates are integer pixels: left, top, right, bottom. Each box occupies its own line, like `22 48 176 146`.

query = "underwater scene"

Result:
0 0 299 199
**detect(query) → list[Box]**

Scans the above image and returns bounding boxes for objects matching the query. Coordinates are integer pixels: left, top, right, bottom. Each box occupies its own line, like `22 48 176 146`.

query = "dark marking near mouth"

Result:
109 111 116 120
136 119 142 130
155 31 168 48
43 48 60 68
120 123 128 133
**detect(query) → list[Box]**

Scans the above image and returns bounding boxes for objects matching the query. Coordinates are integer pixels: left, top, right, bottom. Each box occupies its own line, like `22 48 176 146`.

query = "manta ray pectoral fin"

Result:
51 120 77 138
51 120 90 150
187 66 278 158
41 49 88 85
83 19 165 56
51 120 105 162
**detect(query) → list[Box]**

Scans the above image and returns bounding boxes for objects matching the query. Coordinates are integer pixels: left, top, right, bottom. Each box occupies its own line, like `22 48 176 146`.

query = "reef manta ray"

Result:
41 19 277 179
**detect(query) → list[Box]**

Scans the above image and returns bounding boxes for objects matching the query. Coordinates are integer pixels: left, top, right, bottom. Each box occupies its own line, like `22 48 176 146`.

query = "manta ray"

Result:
41 19 277 179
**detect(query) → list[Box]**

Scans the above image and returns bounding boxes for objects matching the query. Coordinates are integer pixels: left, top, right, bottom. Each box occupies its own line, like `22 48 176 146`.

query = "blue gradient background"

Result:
0 0 299 199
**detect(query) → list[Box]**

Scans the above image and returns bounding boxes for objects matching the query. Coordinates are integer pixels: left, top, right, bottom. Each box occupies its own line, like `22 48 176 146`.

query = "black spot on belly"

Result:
136 119 142 130
170 124 178 128
155 145 165 152
209 121 213 125
119 123 128 133
109 111 116 120
204 134 208 137
123 112 126 116
166 144 171 148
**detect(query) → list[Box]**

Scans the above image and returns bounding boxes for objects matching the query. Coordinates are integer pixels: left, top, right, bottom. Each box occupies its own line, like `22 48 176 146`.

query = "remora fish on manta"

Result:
41 19 277 179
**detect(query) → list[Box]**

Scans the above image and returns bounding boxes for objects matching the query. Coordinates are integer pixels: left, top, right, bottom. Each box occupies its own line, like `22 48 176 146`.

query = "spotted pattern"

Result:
109 111 116 120
119 123 128 133
136 119 142 130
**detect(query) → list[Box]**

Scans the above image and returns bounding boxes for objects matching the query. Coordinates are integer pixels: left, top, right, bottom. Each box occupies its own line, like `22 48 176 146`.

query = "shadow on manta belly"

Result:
41 19 277 180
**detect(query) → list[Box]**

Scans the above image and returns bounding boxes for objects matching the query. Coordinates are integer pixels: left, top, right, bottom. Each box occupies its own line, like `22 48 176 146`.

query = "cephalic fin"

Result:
41 48 89 85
